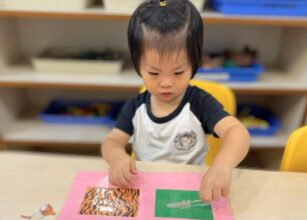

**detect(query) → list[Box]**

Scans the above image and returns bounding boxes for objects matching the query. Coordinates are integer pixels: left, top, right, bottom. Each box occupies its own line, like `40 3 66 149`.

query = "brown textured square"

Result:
79 187 139 217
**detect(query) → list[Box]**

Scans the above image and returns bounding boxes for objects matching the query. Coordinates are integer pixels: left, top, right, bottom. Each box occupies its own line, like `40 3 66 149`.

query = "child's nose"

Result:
160 77 173 88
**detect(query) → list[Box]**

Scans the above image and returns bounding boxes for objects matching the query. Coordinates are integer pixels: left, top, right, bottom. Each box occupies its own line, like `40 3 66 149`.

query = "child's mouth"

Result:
161 92 172 96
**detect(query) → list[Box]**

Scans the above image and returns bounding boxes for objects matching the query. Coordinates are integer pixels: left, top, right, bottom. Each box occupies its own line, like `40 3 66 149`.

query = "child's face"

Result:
140 49 192 104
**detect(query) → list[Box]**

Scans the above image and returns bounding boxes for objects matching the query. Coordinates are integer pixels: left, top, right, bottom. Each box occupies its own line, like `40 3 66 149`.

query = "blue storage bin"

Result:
238 105 280 136
39 100 125 127
197 63 264 82
211 0 307 16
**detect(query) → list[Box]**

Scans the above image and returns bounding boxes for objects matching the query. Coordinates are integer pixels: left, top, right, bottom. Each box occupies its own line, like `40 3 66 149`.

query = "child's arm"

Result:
101 128 137 187
200 115 250 202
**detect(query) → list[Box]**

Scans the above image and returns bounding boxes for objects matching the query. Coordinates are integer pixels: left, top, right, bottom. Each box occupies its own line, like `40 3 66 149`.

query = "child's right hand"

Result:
108 153 138 187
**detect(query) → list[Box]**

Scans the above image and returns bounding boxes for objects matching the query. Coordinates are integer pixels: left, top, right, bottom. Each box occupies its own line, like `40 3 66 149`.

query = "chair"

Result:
135 80 236 165
280 126 307 172
190 80 236 165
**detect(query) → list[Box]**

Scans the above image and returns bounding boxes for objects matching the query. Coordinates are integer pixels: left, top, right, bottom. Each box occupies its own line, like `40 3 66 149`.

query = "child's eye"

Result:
174 71 184 75
149 72 159 76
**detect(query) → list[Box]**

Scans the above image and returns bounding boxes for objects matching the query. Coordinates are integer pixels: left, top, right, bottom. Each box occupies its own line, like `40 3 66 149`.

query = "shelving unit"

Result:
2 119 110 146
0 66 306 93
1 119 291 148
1 7 307 26
0 65 142 92
0 7 306 150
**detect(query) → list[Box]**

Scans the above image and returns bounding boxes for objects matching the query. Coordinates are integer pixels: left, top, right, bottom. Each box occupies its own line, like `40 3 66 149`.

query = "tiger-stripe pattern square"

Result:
79 187 140 217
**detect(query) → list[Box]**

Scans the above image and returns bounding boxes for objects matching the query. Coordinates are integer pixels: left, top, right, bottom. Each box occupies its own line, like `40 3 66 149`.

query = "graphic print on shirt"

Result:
174 131 197 151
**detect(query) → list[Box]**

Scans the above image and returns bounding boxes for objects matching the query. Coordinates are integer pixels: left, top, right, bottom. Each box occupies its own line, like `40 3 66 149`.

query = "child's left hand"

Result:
199 166 232 203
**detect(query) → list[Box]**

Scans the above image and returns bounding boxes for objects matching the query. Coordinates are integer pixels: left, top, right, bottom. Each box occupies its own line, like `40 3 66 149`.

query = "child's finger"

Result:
109 170 126 187
200 186 212 203
222 187 230 197
122 167 133 183
117 172 129 187
213 188 222 201
130 160 138 174
108 173 118 186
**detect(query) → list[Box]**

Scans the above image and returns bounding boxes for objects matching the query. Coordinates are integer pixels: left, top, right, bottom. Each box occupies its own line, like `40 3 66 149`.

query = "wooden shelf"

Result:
0 65 306 94
220 71 307 95
2 119 110 146
250 131 288 148
0 7 307 26
1 118 288 148
0 66 142 92
0 7 131 20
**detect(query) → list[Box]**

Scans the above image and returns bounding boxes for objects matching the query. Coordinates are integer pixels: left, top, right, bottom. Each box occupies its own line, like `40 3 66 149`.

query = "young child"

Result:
101 0 250 203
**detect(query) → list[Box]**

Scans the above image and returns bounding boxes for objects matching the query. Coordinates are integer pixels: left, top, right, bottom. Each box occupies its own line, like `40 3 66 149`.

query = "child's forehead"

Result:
142 49 188 66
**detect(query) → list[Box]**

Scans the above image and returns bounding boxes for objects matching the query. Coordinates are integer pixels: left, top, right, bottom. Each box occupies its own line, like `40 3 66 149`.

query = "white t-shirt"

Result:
115 85 228 165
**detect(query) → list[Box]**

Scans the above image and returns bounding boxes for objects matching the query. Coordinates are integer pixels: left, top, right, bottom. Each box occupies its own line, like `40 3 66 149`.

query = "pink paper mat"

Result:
57 171 233 220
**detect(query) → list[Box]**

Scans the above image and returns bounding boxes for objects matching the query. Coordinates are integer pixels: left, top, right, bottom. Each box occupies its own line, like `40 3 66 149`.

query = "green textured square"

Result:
155 189 213 219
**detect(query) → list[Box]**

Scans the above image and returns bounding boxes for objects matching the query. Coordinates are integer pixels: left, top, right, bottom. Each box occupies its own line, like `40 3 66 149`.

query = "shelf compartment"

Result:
250 131 288 148
0 8 307 26
2 0 95 10
40 99 124 126
0 66 142 92
32 57 123 75
237 94 307 148
2 119 110 145
0 66 306 94
1 118 290 148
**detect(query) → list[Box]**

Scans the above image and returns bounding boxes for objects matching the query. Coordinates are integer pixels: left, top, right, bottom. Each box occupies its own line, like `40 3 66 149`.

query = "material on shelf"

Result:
39 99 125 126
32 57 123 75
103 0 205 13
238 105 280 136
211 0 307 16
2 0 94 9
196 63 264 82
31 49 123 75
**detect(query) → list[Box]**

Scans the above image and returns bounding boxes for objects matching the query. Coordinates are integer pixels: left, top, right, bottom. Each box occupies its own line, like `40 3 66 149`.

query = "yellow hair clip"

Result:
160 0 167 7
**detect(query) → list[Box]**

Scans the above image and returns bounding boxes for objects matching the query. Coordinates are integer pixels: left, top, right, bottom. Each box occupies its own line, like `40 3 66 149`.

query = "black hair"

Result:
127 0 203 78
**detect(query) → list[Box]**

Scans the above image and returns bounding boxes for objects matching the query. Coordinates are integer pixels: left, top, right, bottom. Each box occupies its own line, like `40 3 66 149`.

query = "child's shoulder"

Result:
188 85 214 101
123 90 148 110
132 90 148 103
187 85 223 111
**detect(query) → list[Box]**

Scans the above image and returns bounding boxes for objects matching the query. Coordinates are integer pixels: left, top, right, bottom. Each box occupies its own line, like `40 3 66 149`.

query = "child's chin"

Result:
159 94 173 100
160 96 179 103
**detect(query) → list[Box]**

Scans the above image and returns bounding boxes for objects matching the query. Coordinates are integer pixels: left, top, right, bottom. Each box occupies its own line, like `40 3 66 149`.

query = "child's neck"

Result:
150 93 185 118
